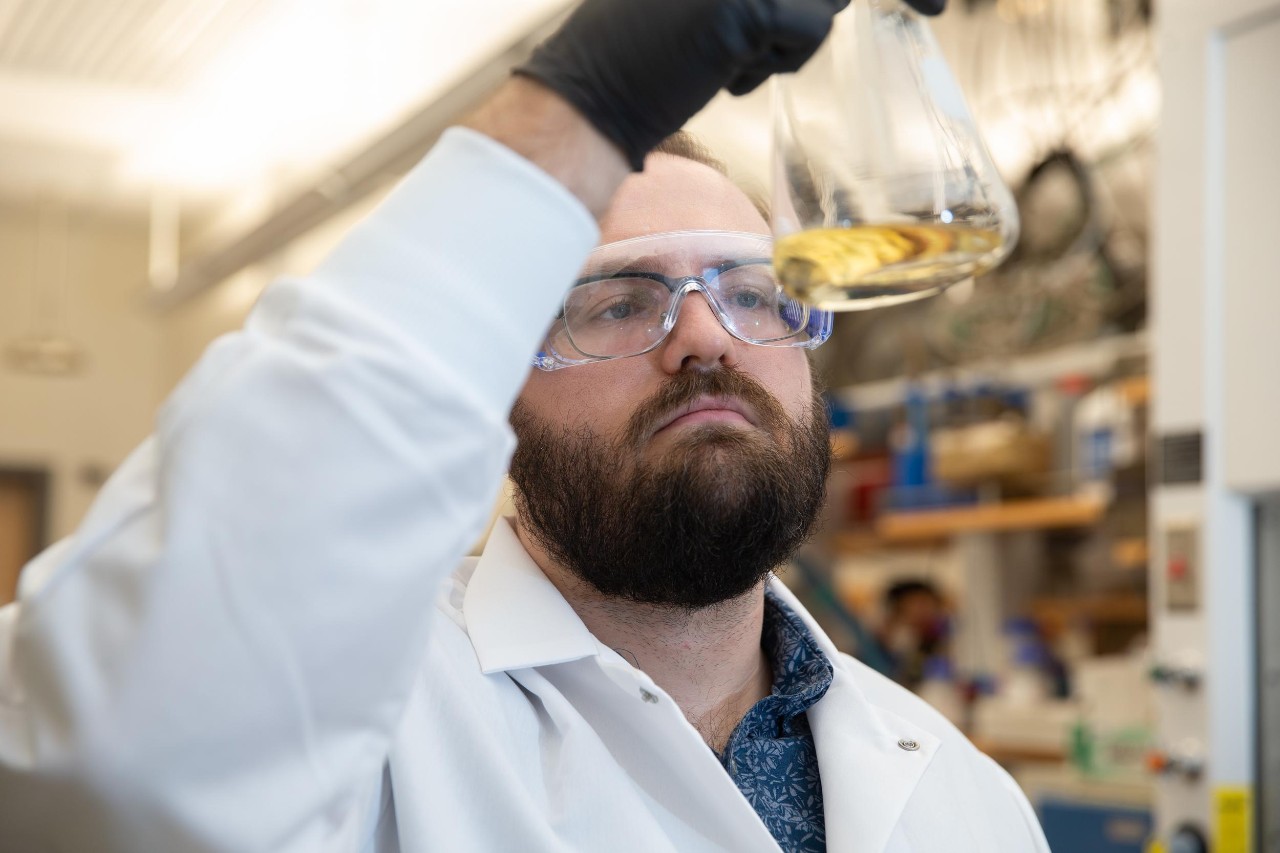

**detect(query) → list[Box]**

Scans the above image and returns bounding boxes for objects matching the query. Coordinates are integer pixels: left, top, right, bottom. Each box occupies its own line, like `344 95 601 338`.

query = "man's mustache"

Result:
622 367 791 450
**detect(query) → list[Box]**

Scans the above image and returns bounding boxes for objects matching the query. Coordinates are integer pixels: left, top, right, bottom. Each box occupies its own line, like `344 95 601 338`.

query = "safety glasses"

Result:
532 230 833 371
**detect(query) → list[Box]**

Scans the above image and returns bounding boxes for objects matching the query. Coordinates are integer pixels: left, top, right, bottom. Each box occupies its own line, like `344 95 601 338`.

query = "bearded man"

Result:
0 0 1049 850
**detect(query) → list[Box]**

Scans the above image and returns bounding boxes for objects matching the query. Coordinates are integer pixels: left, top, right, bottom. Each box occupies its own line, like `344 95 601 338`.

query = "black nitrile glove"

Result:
516 0 947 171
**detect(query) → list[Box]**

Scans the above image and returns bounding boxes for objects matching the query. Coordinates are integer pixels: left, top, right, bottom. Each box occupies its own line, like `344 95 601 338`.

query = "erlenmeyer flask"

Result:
772 0 1018 310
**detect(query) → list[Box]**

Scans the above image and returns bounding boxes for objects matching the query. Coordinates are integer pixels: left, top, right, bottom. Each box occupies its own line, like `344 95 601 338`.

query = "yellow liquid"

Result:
774 224 1004 311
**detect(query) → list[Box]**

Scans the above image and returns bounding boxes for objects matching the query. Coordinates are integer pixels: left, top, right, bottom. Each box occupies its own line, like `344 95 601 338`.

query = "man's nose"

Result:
657 289 739 373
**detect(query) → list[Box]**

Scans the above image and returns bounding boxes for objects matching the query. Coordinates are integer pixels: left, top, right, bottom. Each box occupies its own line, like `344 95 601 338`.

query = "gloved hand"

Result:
516 0 946 171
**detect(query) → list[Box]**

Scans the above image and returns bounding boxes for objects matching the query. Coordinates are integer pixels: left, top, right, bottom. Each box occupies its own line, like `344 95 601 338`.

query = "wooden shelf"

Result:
875 496 1106 543
828 529 931 555
1030 594 1149 633
828 530 884 555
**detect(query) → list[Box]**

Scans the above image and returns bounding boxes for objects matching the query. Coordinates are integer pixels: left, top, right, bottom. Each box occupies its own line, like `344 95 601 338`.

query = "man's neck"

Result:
515 519 772 753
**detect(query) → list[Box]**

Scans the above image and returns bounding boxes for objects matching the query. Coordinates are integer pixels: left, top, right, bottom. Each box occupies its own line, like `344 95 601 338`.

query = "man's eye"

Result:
600 300 637 321
584 291 659 324
719 264 781 313
725 284 778 312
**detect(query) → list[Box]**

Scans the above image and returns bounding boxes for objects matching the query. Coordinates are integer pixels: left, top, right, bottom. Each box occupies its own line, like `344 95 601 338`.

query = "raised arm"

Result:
0 123 599 853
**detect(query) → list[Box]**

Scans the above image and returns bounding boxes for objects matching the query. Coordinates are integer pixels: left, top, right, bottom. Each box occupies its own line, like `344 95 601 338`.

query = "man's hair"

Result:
650 131 770 220
651 131 730 173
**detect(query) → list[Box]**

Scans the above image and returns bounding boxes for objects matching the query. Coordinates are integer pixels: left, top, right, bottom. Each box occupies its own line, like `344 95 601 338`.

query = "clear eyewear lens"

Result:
712 263 809 343
559 278 669 359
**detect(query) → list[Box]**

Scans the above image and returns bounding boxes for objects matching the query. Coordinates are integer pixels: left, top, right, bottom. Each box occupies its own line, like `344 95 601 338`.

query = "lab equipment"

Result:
771 0 1018 310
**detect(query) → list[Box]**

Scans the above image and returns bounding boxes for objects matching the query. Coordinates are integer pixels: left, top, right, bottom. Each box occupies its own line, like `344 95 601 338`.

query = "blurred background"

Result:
0 2 1277 852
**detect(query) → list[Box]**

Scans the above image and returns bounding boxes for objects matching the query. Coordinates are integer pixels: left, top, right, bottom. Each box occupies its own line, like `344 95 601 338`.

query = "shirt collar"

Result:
462 517 602 674
760 587 834 721
764 575 843 663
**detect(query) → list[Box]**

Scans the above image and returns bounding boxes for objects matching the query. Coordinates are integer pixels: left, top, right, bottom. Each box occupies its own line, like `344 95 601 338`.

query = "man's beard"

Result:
509 367 831 610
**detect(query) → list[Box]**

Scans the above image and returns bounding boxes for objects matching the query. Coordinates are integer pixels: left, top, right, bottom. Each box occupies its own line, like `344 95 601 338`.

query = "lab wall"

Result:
0 180 386 545
0 203 161 540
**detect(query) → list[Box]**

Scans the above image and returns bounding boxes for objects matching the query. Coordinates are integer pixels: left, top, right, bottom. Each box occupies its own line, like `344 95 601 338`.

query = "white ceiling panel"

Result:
0 0 568 211
0 0 271 90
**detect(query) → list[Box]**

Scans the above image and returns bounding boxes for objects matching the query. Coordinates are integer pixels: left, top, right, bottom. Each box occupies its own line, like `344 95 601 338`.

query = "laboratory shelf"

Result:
875 495 1107 543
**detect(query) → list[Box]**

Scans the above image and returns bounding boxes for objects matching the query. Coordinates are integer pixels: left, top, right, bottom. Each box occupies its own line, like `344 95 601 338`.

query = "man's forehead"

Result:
598 155 769 241
583 236 768 277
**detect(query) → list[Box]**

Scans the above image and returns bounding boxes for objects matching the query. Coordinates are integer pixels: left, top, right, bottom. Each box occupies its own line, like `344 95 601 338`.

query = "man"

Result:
0 0 1049 850
879 579 951 687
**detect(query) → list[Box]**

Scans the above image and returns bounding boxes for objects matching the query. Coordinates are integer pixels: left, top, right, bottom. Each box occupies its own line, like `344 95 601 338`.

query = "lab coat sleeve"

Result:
0 128 598 853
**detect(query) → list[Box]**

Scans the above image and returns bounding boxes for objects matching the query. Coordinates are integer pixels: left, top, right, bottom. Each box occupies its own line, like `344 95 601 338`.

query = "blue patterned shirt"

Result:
716 588 834 853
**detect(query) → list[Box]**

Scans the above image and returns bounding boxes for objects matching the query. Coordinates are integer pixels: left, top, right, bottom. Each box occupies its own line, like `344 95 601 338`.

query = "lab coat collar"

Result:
462 517 602 674
466 524 943 852
769 578 943 852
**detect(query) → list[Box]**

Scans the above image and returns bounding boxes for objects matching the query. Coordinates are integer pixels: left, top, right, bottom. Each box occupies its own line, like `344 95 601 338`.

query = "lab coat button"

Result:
640 688 660 704
897 738 920 751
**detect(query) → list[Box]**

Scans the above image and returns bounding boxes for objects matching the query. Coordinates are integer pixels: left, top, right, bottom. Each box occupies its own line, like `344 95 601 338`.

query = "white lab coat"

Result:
0 129 1049 853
